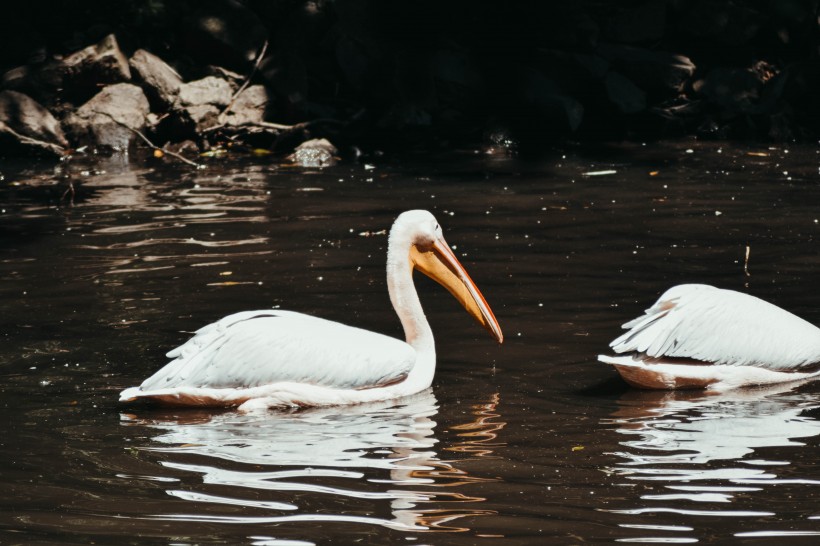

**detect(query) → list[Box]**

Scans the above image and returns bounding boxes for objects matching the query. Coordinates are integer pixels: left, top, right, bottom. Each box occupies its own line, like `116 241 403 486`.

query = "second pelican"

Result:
119 210 503 410
599 284 820 390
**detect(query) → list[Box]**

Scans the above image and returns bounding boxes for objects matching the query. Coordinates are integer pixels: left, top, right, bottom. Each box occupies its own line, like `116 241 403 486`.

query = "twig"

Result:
219 39 269 122
97 112 202 168
744 244 751 277
0 121 66 156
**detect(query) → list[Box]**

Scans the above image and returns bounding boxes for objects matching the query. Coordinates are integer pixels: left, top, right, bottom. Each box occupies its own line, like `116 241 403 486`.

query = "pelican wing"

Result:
610 284 820 369
139 310 416 391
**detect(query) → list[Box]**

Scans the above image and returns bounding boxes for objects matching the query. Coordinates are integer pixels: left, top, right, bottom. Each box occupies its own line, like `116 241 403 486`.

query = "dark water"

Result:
2 142 820 544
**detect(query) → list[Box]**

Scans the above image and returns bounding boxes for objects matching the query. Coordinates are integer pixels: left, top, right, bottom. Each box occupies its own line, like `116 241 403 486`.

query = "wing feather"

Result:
610 284 820 369
140 310 415 391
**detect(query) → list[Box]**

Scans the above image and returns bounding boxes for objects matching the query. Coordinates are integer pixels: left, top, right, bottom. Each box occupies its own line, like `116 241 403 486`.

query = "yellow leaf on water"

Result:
572 445 585 452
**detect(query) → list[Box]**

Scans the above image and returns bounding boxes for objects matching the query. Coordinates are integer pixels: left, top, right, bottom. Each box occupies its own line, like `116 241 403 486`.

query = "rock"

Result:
204 66 245 90
287 138 338 167
182 104 221 132
129 49 183 110
0 90 68 155
693 68 764 114
62 34 132 102
178 76 233 108
64 83 150 149
596 44 696 94
1 35 130 107
223 85 271 126
1 60 66 106
171 76 235 133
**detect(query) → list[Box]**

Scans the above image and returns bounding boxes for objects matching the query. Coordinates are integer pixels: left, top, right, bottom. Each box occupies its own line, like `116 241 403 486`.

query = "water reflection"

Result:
119 390 504 538
602 384 820 542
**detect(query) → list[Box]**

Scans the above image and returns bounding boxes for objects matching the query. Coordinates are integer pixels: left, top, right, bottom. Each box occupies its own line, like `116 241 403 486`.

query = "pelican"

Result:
119 210 503 411
598 284 820 391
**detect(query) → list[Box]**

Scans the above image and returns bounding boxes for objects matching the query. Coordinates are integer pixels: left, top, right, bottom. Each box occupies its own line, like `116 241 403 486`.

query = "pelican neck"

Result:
386 223 435 356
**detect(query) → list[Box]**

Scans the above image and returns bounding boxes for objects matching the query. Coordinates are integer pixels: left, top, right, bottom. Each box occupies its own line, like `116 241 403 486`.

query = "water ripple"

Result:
120 390 506 536
602 384 820 541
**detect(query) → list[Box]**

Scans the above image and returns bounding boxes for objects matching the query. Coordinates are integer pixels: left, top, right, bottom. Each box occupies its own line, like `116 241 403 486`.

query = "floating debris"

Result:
582 170 617 176
359 229 387 237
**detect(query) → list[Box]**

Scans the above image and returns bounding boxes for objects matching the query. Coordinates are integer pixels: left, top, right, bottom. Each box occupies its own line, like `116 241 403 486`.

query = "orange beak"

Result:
409 238 503 343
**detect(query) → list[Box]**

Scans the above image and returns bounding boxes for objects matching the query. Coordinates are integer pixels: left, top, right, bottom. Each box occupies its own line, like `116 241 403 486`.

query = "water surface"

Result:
2 142 820 544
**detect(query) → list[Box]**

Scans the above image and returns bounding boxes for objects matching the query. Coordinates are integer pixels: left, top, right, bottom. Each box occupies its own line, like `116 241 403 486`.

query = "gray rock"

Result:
178 76 233 108
0 90 68 155
223 85 270 126
288 138 338 167
64 83 150 149
129 49 183 109
204 66 244 90
62 34 132 101
183 104 221 132
1 60 66 106
2 34 131 107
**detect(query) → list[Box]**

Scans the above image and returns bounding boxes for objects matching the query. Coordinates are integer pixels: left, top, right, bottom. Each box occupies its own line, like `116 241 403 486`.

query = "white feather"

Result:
139 310 415 392
609 284 820 370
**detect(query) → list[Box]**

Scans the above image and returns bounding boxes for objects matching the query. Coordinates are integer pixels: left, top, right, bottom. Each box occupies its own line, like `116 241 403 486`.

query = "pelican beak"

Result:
410 238 504 343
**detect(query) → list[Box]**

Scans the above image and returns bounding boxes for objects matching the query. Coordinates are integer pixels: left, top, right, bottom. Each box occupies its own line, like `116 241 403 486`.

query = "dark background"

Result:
3 0 820 148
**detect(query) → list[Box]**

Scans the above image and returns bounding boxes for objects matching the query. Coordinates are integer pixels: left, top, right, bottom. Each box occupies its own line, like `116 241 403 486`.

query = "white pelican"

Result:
598 284 820 391
119 210 503 410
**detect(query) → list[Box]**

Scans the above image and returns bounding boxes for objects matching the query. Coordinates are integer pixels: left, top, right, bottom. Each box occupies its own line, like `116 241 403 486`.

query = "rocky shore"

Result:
1 1 819 163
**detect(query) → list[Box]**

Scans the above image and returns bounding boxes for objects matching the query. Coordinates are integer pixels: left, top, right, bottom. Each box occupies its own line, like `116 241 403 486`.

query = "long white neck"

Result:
386 223 436 389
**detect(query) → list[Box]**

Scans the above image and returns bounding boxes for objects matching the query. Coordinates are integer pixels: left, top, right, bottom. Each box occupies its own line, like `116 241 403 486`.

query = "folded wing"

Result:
610 284 820 370
138 310 416 392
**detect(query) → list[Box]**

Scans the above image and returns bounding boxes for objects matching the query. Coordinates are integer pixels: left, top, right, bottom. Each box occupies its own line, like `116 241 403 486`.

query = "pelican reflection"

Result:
602 383 820 541
119 390 506 534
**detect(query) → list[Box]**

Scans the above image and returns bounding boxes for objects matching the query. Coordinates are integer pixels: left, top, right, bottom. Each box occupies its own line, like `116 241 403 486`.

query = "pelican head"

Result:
389 210 504 343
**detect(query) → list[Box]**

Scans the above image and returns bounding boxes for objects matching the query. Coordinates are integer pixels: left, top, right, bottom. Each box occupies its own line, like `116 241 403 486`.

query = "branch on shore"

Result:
97 112 203 168
0 121 67 156
218 39 269 124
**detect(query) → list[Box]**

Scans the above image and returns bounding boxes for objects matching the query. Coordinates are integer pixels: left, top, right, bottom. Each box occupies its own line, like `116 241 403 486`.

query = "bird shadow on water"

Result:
598 381 820 542
118 389 507 540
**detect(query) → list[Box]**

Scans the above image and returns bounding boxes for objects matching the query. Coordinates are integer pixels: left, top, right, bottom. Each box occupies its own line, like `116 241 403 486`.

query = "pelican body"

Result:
599 284 820 391
120 210 503 410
